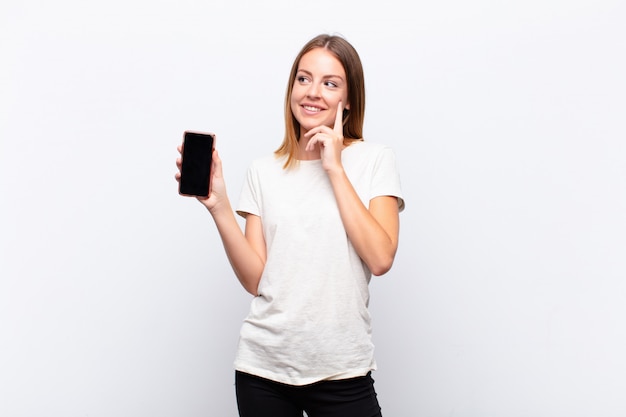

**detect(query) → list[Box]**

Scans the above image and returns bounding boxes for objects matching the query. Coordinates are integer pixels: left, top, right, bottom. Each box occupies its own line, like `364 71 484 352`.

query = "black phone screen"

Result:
179 131 214 197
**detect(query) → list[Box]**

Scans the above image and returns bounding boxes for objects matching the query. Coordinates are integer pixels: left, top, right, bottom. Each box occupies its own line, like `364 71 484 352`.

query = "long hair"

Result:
274 34 366 169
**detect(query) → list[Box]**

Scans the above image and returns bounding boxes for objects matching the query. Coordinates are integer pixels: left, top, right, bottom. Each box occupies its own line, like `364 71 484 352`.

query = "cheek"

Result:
290 86 304 107
324 93 345 110
291 83 305 99
289 94 299 115
340 90 350 106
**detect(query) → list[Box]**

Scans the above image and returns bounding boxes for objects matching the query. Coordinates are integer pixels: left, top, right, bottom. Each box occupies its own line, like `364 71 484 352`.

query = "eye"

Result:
296 75 311 84
324 80 338 88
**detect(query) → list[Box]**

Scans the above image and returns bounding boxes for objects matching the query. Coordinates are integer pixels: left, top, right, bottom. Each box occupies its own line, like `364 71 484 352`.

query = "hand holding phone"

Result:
178 131 215 197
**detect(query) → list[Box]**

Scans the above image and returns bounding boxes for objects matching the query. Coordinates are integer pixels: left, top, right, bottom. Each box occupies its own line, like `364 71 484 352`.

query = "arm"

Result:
304 102 400 275
327 171 400 276
209 204 266 296
177 147 265 295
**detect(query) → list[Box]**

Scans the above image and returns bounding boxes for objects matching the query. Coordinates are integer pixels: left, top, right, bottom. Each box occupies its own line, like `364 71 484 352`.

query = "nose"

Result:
306 82 322 98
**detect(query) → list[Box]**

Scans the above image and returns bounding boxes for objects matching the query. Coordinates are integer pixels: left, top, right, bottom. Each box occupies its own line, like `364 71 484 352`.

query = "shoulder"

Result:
346 139 390 152
345 140 395 156
247 154 286 172
343 140 398 164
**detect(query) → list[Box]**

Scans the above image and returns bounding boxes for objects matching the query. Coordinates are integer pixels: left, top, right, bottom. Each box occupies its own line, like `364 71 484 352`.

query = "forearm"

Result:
327 168 399 276
209 202 264 295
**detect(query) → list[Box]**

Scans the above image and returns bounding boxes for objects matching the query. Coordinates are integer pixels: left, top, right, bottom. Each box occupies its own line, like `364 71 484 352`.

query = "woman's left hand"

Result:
304 101 345 173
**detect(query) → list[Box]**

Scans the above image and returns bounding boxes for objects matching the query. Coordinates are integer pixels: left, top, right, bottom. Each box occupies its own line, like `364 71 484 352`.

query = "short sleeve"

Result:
236 162 262 218
371 147 405 212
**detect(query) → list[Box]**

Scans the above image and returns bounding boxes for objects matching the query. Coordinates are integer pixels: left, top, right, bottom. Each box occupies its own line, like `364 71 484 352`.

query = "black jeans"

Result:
235 371 383 417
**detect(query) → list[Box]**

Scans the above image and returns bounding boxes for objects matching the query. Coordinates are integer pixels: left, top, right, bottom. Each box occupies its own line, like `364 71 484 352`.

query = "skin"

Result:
176 47 400 296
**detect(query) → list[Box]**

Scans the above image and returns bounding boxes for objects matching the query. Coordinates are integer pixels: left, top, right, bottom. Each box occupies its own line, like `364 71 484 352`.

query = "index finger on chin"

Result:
333 101 344 136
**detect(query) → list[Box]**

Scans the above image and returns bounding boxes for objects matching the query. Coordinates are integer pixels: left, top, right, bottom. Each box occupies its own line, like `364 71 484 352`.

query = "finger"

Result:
211 149 223 177
305 135 322 151
206 150 221 199
303 128 320 139
333 101 344 136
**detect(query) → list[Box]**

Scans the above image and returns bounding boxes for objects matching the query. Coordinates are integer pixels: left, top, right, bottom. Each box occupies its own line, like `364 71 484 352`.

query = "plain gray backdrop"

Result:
1 0 625 416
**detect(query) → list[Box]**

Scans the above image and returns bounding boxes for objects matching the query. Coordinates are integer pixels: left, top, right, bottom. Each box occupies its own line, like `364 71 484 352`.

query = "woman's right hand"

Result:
175 145 229 214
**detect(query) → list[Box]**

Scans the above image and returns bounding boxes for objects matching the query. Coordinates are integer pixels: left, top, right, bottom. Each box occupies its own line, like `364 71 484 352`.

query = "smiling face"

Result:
290 47 350 137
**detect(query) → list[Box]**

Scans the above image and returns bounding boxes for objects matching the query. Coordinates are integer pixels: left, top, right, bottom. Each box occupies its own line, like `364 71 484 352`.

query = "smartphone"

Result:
179 131 215 197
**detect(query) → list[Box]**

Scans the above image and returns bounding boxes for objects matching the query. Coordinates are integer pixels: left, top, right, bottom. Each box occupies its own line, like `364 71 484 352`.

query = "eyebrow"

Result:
296 69 345 81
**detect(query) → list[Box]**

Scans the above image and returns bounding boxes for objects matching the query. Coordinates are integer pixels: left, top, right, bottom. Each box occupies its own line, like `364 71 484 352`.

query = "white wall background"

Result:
1 0 625 416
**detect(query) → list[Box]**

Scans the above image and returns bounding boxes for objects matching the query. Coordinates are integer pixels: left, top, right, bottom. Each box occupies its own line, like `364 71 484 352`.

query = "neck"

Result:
297 137 321 160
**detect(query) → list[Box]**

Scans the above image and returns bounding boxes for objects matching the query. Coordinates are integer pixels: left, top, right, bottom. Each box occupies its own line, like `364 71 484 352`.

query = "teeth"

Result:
304 105 321 112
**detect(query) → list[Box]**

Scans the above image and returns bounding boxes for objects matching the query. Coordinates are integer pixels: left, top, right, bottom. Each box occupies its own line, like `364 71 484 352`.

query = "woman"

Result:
177 33 404 417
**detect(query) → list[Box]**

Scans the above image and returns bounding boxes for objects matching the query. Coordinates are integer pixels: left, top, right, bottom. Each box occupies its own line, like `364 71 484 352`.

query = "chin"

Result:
296 119 317 132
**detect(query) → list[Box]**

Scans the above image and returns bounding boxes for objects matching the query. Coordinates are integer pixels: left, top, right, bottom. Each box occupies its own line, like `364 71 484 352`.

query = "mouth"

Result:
302 105 324 113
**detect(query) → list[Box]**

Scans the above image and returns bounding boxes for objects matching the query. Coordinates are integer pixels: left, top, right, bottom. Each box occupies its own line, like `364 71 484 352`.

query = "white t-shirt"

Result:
234 140 404 386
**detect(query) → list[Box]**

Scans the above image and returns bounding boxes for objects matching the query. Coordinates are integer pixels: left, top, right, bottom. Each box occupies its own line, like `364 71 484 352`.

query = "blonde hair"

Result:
275 34 366 169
